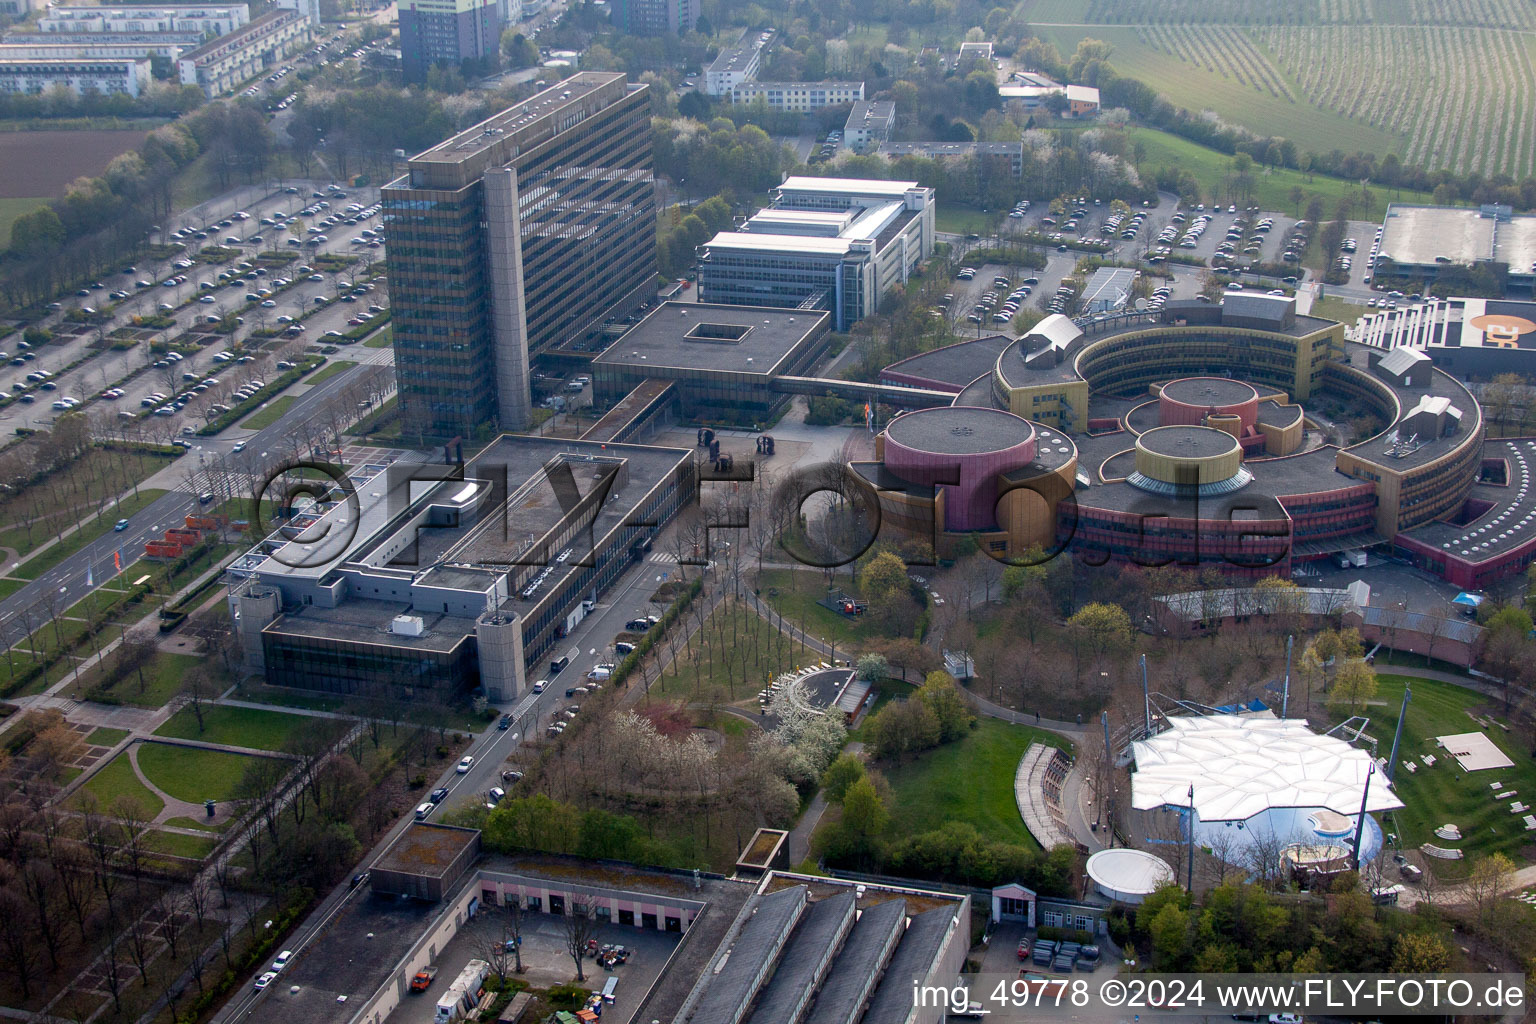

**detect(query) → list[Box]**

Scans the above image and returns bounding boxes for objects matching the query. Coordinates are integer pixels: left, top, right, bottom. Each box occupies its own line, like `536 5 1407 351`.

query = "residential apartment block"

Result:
398 0 500 83
729 79 862 111
176 7 308 95
0 55 150 94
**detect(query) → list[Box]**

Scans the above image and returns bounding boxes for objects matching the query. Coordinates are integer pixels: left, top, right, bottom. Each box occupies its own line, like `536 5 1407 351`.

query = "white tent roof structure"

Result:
1131 715 1404 821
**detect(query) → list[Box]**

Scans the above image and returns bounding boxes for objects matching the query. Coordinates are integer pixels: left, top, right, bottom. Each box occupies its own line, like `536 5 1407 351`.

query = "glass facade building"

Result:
385 73 657 438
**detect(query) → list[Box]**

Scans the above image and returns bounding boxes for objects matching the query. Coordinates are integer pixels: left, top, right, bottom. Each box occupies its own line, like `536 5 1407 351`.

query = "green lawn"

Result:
240 395 296 430
9 488 167 579
303 359 356 386
87 726 131 747
1309 295 1372 326
1123 124 1433 221
881 717 1071 849
755 569 891 647
77 750 165 817
154 703 317 751
0 578 26 598
363 327 393 348
0 196 47 253
649 598 807 706
95 652 206 709
935 203 996 236
141 828 217 860
135 742 259 804
165 813 230 832
1356 674 1536 870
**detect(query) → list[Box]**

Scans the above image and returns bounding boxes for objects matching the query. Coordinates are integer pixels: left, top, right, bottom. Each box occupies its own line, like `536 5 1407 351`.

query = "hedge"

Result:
196 356 324 435
609 576 703 688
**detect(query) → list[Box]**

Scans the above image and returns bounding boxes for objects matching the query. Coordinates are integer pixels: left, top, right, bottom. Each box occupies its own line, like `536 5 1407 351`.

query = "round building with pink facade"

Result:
882 406 1037 532
1158 376 1260 431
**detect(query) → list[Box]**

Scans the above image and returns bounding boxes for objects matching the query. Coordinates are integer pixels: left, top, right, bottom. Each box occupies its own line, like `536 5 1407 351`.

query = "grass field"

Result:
649 598 807 706
881 718 1072 848
141 829 217 860
1360 674 1536 871
0 196 46 252
363 327 393 348
87 726 130 747
935 203 995 235
755 569 892 647
136 743 259 804
78 750 165 817
95 652 205 709
1309 295 1372 325
303 359 356 386
154 704 318 752
240 396 296 429
1037 26 1405 160
1125 125 1434 220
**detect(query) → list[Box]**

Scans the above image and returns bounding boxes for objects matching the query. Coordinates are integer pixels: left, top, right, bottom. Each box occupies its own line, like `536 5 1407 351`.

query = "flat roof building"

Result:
730 79 862 111
230 432 692 701
705 27 771 96
397 0 500 84
608 0 696 34
593 302 831 424
843 99 894 152
699 175 935 331
1378 203 1536 296
35 2 248 35
384 73 656 436
0 54 150 94
176 7 307 95
877 140 1025 176
1082 265 1136 313
0 38 193 58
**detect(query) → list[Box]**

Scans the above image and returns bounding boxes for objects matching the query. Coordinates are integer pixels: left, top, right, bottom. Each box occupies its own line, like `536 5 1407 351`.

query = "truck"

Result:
434 959 489 1024
410 965 439 992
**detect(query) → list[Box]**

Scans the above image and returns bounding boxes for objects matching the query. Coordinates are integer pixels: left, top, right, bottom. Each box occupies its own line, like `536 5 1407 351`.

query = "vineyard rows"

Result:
1070 0 1534 27
1257 24 1536 176
1138 22 1296 101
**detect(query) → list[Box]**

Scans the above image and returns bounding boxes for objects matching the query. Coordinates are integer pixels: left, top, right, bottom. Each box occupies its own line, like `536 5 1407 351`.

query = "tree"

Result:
861 550 908 603
915 671 975 742
839 776 888 853
821 753 866 802
855 653 889 681
181 664 217 732
1068 602 1131 660
1390 931 1451 972
1329 659 1377 712
1466 852 1516 949
866 698 940 761
564 903 600 983
501 31 539 68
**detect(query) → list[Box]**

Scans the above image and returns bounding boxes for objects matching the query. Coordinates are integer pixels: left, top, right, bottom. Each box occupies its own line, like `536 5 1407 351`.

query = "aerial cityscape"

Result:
3 0 1536 1021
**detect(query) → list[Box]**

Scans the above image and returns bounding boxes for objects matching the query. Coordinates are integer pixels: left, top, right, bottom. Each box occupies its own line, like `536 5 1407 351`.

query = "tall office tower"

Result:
609 0 696 36
384 73 657 437
397 0 499 84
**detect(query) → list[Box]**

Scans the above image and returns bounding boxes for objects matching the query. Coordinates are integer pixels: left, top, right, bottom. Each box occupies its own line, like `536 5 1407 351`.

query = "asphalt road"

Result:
0 351 394 652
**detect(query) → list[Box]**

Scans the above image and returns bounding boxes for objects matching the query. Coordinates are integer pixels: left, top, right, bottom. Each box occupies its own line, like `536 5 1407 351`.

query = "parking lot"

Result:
0 180 385 434
386 905 682 1024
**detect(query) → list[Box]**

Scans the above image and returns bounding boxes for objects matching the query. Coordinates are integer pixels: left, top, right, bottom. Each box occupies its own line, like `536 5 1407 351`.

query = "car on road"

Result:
456 755 474 773
429 786 448 803
531 679 547 693
414 802 432 820
501 769 524 783
487 786 506 804
114 519 131 531
254 971 278 990
498 714 512 730
232 441 247 452
271 950 294 972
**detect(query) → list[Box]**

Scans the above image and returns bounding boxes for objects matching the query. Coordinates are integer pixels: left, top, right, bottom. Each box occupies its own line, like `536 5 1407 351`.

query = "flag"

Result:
864 402 874 431
86 564 94 587
114 550 122 574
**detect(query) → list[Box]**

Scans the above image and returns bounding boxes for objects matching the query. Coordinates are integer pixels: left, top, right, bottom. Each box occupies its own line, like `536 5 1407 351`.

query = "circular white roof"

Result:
1086 849 1175 896
1130 715 1405 821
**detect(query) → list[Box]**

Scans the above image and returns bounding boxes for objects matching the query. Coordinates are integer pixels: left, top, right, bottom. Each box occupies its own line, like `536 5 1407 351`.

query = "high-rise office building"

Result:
384 73 657 437
397 0 499 84
609 0 696 36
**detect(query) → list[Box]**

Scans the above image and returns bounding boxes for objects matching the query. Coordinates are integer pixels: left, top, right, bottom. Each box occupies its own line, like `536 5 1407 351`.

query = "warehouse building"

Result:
1376 203 1536 297
699 176 935 331
1082 265 1136 313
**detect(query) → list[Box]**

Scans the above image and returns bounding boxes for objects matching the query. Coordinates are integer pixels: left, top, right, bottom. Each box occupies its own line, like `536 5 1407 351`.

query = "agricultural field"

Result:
1026 0 1536 178
0 129 149 199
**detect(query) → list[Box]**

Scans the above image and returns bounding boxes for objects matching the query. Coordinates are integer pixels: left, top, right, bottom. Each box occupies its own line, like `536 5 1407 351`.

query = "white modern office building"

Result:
0 54 151 94
704 27 770 96
699 176 935 331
